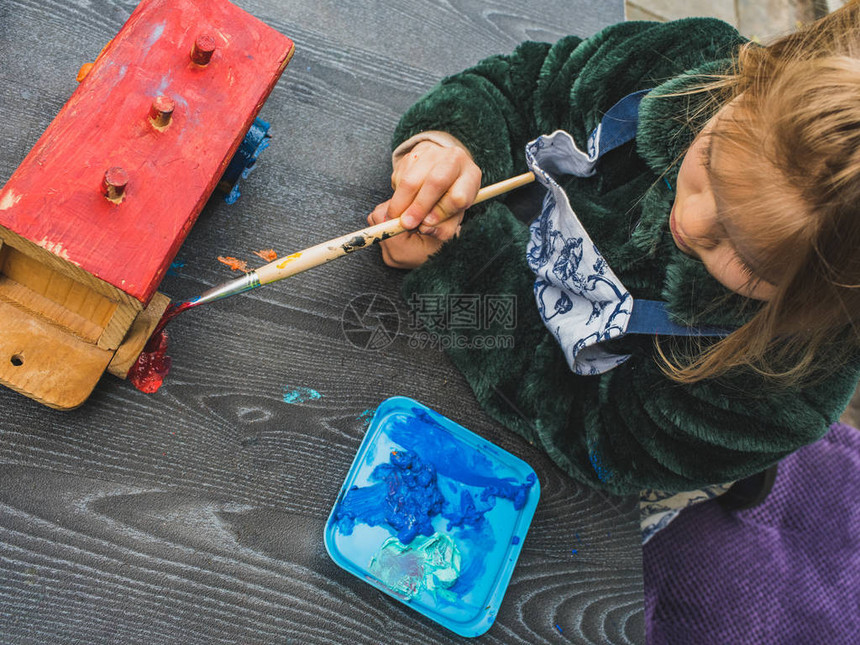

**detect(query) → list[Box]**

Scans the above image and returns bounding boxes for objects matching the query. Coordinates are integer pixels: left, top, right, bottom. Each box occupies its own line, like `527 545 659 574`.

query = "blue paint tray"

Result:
324 396 540 638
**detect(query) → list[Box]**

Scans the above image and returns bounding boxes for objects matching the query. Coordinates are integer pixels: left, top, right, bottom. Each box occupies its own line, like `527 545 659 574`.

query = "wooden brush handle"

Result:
254 171 535 286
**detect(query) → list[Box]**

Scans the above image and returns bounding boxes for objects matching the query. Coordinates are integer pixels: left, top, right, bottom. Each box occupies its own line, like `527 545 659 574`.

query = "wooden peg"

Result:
103 167 129 202
149 95 175 129
191 33 216 65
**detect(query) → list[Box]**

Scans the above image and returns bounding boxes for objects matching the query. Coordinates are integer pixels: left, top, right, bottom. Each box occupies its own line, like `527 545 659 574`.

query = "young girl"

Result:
367 5 860 518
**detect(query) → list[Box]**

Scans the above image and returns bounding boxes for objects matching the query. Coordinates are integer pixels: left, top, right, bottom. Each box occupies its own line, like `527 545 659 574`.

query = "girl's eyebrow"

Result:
703 132 714 173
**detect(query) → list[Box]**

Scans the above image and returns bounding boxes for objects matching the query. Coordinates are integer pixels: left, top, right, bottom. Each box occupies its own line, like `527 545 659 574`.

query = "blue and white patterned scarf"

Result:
525 90 648 375
526 128 635 375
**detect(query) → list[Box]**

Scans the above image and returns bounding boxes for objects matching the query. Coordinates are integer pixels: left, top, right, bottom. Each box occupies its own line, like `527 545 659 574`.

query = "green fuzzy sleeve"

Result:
392 39 564 185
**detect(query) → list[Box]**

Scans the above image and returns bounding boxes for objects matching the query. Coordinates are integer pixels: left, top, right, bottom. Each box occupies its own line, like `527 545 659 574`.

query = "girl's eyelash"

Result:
737 256 757 279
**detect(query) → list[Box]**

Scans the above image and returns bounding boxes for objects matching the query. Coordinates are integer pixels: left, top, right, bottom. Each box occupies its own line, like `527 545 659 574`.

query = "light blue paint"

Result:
154 72 173 98
369 533 460 601
357 408 374 426
282 386 322 404
145 22 166 49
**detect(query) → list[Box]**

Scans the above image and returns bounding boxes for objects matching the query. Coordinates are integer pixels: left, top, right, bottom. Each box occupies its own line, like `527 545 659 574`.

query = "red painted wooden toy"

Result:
0 0 294 409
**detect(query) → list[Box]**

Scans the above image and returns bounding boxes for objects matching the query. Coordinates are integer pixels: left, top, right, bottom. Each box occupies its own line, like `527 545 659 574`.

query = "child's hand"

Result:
369 140 481 268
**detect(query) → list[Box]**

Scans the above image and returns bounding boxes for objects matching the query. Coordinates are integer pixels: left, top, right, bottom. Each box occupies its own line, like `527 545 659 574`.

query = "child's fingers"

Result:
423 169 481 227
400 176 458 230
390 145 476 230
367 200 392 226
395 165 461 229
420 211 463 241
402 161 480 231
379 231 444 269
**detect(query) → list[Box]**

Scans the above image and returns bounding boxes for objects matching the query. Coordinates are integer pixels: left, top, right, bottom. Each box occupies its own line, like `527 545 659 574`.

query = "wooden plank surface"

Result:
0 0 641 643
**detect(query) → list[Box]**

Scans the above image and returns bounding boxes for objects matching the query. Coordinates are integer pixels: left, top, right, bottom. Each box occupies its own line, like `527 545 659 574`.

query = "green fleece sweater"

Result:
393 19 860 495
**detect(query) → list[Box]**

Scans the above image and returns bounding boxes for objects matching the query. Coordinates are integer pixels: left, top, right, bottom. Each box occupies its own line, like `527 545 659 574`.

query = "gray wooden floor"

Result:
0 0 643 643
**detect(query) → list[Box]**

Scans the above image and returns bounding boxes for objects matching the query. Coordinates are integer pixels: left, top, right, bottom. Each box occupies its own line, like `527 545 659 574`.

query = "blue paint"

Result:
442 490 488 531
282 386 322 404
571 549 578 555
556 624 564 634
335 450 444 544
336 412 534 544
587 440 615 483
154 73 173 99
324 396 540 638
166 260 185 276
386 409 535 509
220 118 271 204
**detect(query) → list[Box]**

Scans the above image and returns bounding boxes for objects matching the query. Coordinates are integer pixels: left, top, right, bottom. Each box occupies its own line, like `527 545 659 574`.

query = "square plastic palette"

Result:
324 396 540 637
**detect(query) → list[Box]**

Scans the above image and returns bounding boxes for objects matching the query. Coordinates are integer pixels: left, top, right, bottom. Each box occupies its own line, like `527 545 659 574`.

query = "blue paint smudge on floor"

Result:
166 260 185 276
283 386 322 404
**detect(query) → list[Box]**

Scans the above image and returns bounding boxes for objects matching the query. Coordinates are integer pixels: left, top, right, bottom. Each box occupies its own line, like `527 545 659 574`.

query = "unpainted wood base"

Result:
0 292 170 409
0 299 113 409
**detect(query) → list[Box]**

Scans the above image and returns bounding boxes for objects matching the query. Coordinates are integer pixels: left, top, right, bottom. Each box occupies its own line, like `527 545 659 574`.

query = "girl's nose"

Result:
681 197 718 247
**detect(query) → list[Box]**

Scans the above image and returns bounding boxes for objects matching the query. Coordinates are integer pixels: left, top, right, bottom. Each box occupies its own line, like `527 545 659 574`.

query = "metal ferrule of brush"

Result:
193 271 262 306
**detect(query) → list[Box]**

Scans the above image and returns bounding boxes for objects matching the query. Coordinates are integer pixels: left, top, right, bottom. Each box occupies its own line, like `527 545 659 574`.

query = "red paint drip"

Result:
127 301 194 393
128 328 172 393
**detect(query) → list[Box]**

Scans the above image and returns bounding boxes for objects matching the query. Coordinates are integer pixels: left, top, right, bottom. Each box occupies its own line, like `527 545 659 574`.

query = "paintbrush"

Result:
129 171 536 391
154 171 536 332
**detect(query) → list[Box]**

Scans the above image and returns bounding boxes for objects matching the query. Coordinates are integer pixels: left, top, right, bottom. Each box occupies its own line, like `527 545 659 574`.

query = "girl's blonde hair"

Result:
664 0 860 385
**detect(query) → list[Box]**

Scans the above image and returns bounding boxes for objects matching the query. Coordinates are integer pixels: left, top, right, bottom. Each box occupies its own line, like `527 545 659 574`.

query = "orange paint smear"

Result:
254 248 278 262
217 256 249 272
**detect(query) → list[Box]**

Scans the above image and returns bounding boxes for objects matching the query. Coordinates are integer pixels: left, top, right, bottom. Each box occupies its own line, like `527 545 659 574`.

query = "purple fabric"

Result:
644 423 860 644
